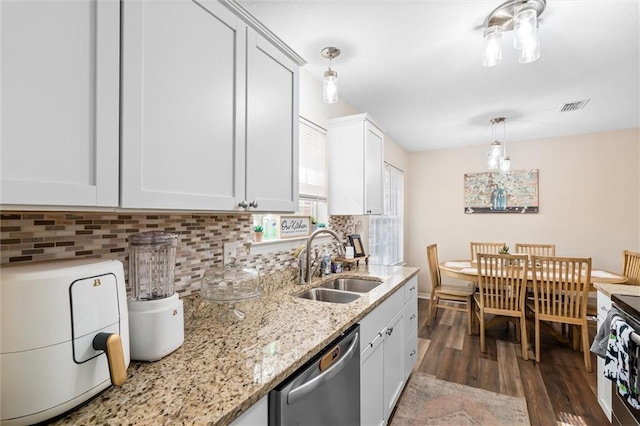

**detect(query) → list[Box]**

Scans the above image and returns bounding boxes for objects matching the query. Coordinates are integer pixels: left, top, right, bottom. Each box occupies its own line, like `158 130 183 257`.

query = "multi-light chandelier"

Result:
487 117 511 172
321 47 340 104
482 0 546 67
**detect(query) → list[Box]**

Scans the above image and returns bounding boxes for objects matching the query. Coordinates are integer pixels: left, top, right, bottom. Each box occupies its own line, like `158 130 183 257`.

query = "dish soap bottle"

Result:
321 253 332 276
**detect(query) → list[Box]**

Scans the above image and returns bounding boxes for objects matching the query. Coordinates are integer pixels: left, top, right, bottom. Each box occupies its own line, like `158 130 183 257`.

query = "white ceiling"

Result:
238 0 640 152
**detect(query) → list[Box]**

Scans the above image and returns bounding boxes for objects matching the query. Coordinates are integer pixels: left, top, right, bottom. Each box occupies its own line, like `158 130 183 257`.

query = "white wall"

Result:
406 128 640 295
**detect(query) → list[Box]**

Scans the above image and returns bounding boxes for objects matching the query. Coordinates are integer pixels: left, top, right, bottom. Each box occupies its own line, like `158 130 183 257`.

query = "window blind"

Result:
299 118 327 199
369 164 404 266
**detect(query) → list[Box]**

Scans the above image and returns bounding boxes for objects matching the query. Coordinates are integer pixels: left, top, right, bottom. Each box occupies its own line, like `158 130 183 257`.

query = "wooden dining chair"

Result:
426 244 475 335
585 250 640 324
623 250 640 285
474 253 529 359
514 243 556 257
470 242 506 262
529 255 592 372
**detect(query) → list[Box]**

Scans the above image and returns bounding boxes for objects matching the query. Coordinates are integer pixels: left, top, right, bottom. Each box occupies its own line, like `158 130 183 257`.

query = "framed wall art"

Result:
463 169 539 214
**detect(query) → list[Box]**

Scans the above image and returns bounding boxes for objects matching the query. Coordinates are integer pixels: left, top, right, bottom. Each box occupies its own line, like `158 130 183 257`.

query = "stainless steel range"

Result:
611 294 640 426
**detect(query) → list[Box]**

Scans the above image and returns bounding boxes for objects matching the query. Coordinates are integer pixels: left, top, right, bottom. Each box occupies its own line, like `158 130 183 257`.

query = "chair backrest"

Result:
623 250 640 285
531 256 592 323
476 253 529 315
470 242 506 261
426 244 441 296
514 243 556 257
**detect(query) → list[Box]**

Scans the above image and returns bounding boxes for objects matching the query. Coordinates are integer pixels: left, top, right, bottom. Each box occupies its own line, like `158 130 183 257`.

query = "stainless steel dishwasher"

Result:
269 324 360 425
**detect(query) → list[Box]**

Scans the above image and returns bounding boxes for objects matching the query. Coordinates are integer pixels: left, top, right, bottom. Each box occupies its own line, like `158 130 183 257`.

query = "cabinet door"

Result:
361 334 385 426
364 122 384 215
1 0 119 207
245 30 299 212
383 310 405 420
121 0 244 210
596 300 612 421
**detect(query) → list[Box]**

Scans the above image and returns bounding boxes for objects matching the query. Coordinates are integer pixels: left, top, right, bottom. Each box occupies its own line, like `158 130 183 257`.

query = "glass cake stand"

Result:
200 259 262 322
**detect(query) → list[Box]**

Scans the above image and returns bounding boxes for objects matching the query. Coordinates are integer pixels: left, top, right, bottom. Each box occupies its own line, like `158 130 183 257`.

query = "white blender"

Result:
127 231 183 361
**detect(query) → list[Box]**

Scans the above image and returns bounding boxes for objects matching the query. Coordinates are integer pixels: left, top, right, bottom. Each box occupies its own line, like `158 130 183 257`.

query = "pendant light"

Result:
486 117 511 172
482 0 546 67
321 47 340 104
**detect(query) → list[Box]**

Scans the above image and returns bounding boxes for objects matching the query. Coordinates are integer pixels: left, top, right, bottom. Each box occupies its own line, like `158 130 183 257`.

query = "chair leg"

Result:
426 298 433 327
581 323 592 372
432 296 439 321
572 325 580 351
466 296 473 335
520 316 528 361
479 313 486 353
535 317 540 363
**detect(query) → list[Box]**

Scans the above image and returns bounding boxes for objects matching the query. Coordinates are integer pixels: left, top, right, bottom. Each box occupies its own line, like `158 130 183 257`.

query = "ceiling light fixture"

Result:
482 0 546 67
487 117 511 172
321 47 340 104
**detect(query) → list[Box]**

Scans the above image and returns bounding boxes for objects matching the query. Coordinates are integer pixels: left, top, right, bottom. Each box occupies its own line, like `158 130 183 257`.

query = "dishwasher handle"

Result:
286 332 359 405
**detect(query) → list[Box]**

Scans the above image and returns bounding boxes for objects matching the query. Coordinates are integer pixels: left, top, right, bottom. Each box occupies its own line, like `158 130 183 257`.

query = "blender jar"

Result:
128 231 178 300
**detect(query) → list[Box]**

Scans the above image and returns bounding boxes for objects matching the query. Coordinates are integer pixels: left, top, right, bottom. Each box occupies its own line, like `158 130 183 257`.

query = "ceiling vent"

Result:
558 99 590 113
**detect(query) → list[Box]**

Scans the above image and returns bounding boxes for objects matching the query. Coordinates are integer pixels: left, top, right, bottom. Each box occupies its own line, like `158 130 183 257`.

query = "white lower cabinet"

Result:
596 291 612 421
361 333 385 426
360 276 418 426
383 310 405 420
230 395 267 426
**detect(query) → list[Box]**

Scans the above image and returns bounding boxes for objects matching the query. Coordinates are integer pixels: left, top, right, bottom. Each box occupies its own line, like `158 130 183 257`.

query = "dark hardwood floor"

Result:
410 298 609 425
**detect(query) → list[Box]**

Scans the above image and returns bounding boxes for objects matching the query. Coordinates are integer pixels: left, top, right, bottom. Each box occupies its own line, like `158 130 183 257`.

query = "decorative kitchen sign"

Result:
279 215 311 238
463 169 539 214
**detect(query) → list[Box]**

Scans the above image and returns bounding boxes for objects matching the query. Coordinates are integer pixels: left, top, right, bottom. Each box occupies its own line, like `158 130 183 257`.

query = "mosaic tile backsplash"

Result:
1 212 356 297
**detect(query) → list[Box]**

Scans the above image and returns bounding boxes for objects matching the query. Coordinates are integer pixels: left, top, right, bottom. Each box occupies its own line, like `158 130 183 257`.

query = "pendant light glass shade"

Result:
518 32 540 63
500 156 511 172
482 26 502 67
514 5 538 50
323 69 338 104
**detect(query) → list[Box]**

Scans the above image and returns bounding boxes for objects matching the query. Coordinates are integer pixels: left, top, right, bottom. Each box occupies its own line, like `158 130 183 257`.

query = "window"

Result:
369 164 404 265
253 118 327 240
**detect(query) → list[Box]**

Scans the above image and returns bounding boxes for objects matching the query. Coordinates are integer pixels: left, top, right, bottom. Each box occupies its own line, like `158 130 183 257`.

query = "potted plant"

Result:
498 244 509 254
311 217 318 232
317 222 326 228
253 225 264 242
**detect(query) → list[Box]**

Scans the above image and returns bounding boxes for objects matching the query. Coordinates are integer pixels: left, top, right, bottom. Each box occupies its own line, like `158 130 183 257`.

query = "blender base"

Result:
127 293 184 361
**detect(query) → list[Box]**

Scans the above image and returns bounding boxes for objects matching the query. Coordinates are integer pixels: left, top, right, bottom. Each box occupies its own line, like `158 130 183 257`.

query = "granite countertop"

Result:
594 282 640 298
54 265 419 425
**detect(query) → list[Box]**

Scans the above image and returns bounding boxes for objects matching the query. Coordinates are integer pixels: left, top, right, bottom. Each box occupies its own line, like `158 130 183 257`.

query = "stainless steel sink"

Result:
320 278 383 293
296 288 361 303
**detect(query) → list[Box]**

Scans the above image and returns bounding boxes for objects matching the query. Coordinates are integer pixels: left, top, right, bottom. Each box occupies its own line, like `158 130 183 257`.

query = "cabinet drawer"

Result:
403 297 417 344
597 291 612 320
404 277 417 303
404 330 417 380
359 288 403 351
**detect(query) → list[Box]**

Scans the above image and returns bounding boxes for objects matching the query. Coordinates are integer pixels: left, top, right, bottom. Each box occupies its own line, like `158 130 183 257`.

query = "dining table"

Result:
439 259 628 345
439 259 628 286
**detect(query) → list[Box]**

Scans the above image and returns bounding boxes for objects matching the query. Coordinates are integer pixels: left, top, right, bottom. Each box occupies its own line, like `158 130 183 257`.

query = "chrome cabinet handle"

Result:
410 349 416 357
410 286 416 291
249 200 258 208
410 314 416 320
238 201 248 208
386 327 394 336
601 306 608 312
366 209 372 214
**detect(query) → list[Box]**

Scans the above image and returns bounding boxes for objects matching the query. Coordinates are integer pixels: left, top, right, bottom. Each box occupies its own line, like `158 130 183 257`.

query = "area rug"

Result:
391 373 530 426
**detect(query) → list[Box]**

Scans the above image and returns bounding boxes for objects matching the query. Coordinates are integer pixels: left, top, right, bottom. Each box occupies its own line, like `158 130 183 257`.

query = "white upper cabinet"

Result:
245 30 299 212
328 113 384 215
0 0 120 207
120 0 243 210
120 0 302 212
